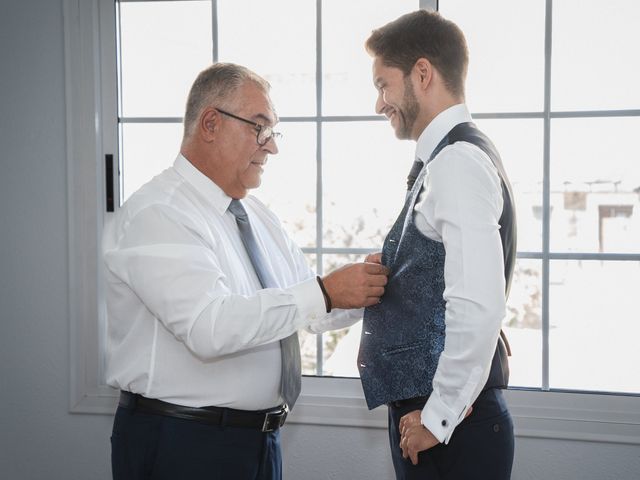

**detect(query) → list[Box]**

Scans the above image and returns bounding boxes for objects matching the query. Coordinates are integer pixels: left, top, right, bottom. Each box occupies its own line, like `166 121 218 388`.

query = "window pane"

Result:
550 118 640 253
257 123 316 248
323 121 414 249
300 331 319 376
440 0 545 112
120 123 183 201
474 119 543 252
300 330 318 375
322 0 418 116
322 254 366 377
218 0 315 116
504 259 542 389
119 1 212 117
552 0 640 111
323 324 361 377
549 260 640 393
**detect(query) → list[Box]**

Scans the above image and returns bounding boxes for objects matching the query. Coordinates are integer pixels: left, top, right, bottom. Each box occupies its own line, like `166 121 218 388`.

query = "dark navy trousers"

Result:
388 388 514 480
111 404 282 480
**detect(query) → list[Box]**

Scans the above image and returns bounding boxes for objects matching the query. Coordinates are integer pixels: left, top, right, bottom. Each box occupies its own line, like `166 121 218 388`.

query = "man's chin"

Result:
389 120 410 140
393 128 411 140
244 178 262 191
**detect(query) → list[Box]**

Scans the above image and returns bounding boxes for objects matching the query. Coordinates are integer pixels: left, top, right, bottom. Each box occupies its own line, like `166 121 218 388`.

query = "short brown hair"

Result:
365 10 468 98
183 63 270 138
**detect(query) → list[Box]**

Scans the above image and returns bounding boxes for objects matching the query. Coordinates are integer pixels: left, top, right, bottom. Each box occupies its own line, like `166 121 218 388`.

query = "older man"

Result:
104 62 388 480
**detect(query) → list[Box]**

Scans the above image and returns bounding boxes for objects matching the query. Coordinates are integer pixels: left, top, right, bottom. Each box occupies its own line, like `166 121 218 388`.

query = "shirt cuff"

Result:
421 392 458 444
288 277 329 325
421 367 482 444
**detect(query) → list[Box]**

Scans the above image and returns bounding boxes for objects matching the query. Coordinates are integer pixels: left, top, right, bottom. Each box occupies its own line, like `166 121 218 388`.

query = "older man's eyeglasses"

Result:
216 108 282 146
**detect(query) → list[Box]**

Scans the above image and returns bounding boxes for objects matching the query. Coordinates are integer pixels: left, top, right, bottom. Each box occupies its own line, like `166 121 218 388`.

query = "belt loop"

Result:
119 391 139 410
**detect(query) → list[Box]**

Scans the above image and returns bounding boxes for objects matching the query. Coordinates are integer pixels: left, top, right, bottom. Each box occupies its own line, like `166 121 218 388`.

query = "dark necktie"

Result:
227 199 302 409
406 159 424 191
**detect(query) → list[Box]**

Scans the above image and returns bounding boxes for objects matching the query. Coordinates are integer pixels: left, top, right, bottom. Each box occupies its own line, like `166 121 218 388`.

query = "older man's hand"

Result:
322 261 389 309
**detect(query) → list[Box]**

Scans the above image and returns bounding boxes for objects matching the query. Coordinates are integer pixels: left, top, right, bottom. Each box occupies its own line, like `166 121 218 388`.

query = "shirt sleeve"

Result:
104 204 329 361
413 142 506 444
278 221 364 334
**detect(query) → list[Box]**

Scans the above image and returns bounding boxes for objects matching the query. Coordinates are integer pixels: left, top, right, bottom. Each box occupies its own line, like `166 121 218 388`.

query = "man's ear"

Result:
199 108 218 142
413 58 433 91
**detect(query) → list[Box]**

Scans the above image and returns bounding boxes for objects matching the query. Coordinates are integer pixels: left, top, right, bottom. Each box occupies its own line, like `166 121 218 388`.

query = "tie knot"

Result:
228 199 248 221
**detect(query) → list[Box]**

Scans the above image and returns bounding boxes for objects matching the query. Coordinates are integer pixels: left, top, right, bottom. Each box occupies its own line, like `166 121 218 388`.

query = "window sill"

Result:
72 377 640 446
294 377 640 445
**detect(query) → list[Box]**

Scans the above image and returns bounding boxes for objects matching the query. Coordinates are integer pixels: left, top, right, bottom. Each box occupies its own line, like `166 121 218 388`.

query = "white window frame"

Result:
64 0 640 446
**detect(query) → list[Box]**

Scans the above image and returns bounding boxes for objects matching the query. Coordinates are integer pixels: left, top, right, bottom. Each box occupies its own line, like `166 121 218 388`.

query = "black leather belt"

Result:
388 395 429 409
119 391 288 432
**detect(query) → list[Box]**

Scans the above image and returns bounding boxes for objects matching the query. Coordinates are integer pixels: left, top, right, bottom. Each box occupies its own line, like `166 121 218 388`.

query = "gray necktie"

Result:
406 159 424 191
228 199 302 409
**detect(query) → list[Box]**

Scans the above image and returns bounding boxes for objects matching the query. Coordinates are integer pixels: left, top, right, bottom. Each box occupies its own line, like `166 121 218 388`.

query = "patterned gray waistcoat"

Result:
358 122 517 410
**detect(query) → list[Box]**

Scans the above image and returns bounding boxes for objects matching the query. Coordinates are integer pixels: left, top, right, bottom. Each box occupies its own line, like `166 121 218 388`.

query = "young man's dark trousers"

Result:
388 388 514 480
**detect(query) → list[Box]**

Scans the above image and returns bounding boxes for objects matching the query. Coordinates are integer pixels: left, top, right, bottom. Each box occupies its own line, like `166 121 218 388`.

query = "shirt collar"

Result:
173 153 232 215
415 104 473 163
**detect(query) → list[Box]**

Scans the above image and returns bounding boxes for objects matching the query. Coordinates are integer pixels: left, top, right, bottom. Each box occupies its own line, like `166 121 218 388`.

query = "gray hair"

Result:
182 62 270 139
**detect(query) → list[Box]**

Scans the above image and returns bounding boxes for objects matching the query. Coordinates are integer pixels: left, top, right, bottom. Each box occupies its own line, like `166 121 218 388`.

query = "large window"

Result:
112 0 640 394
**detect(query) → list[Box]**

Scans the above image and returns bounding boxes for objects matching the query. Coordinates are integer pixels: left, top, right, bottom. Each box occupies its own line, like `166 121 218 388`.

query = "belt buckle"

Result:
261 405 288 432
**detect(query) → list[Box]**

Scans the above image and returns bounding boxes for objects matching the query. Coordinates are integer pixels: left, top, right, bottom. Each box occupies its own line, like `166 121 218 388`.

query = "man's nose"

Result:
375 94 387 115
263 136 278 155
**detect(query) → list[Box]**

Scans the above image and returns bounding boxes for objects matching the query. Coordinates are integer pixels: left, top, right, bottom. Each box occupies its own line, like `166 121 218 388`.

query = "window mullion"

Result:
421 0 438 11
315 0 324 376
211 0 218 63
541 0 553 391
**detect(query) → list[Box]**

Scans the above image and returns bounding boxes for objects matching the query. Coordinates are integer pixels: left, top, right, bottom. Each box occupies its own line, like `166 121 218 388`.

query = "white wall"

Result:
0 1 638 479
0 1 113 478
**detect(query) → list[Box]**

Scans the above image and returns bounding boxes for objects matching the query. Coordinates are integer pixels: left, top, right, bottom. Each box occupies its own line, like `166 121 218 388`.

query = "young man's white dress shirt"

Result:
412 104 507 442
